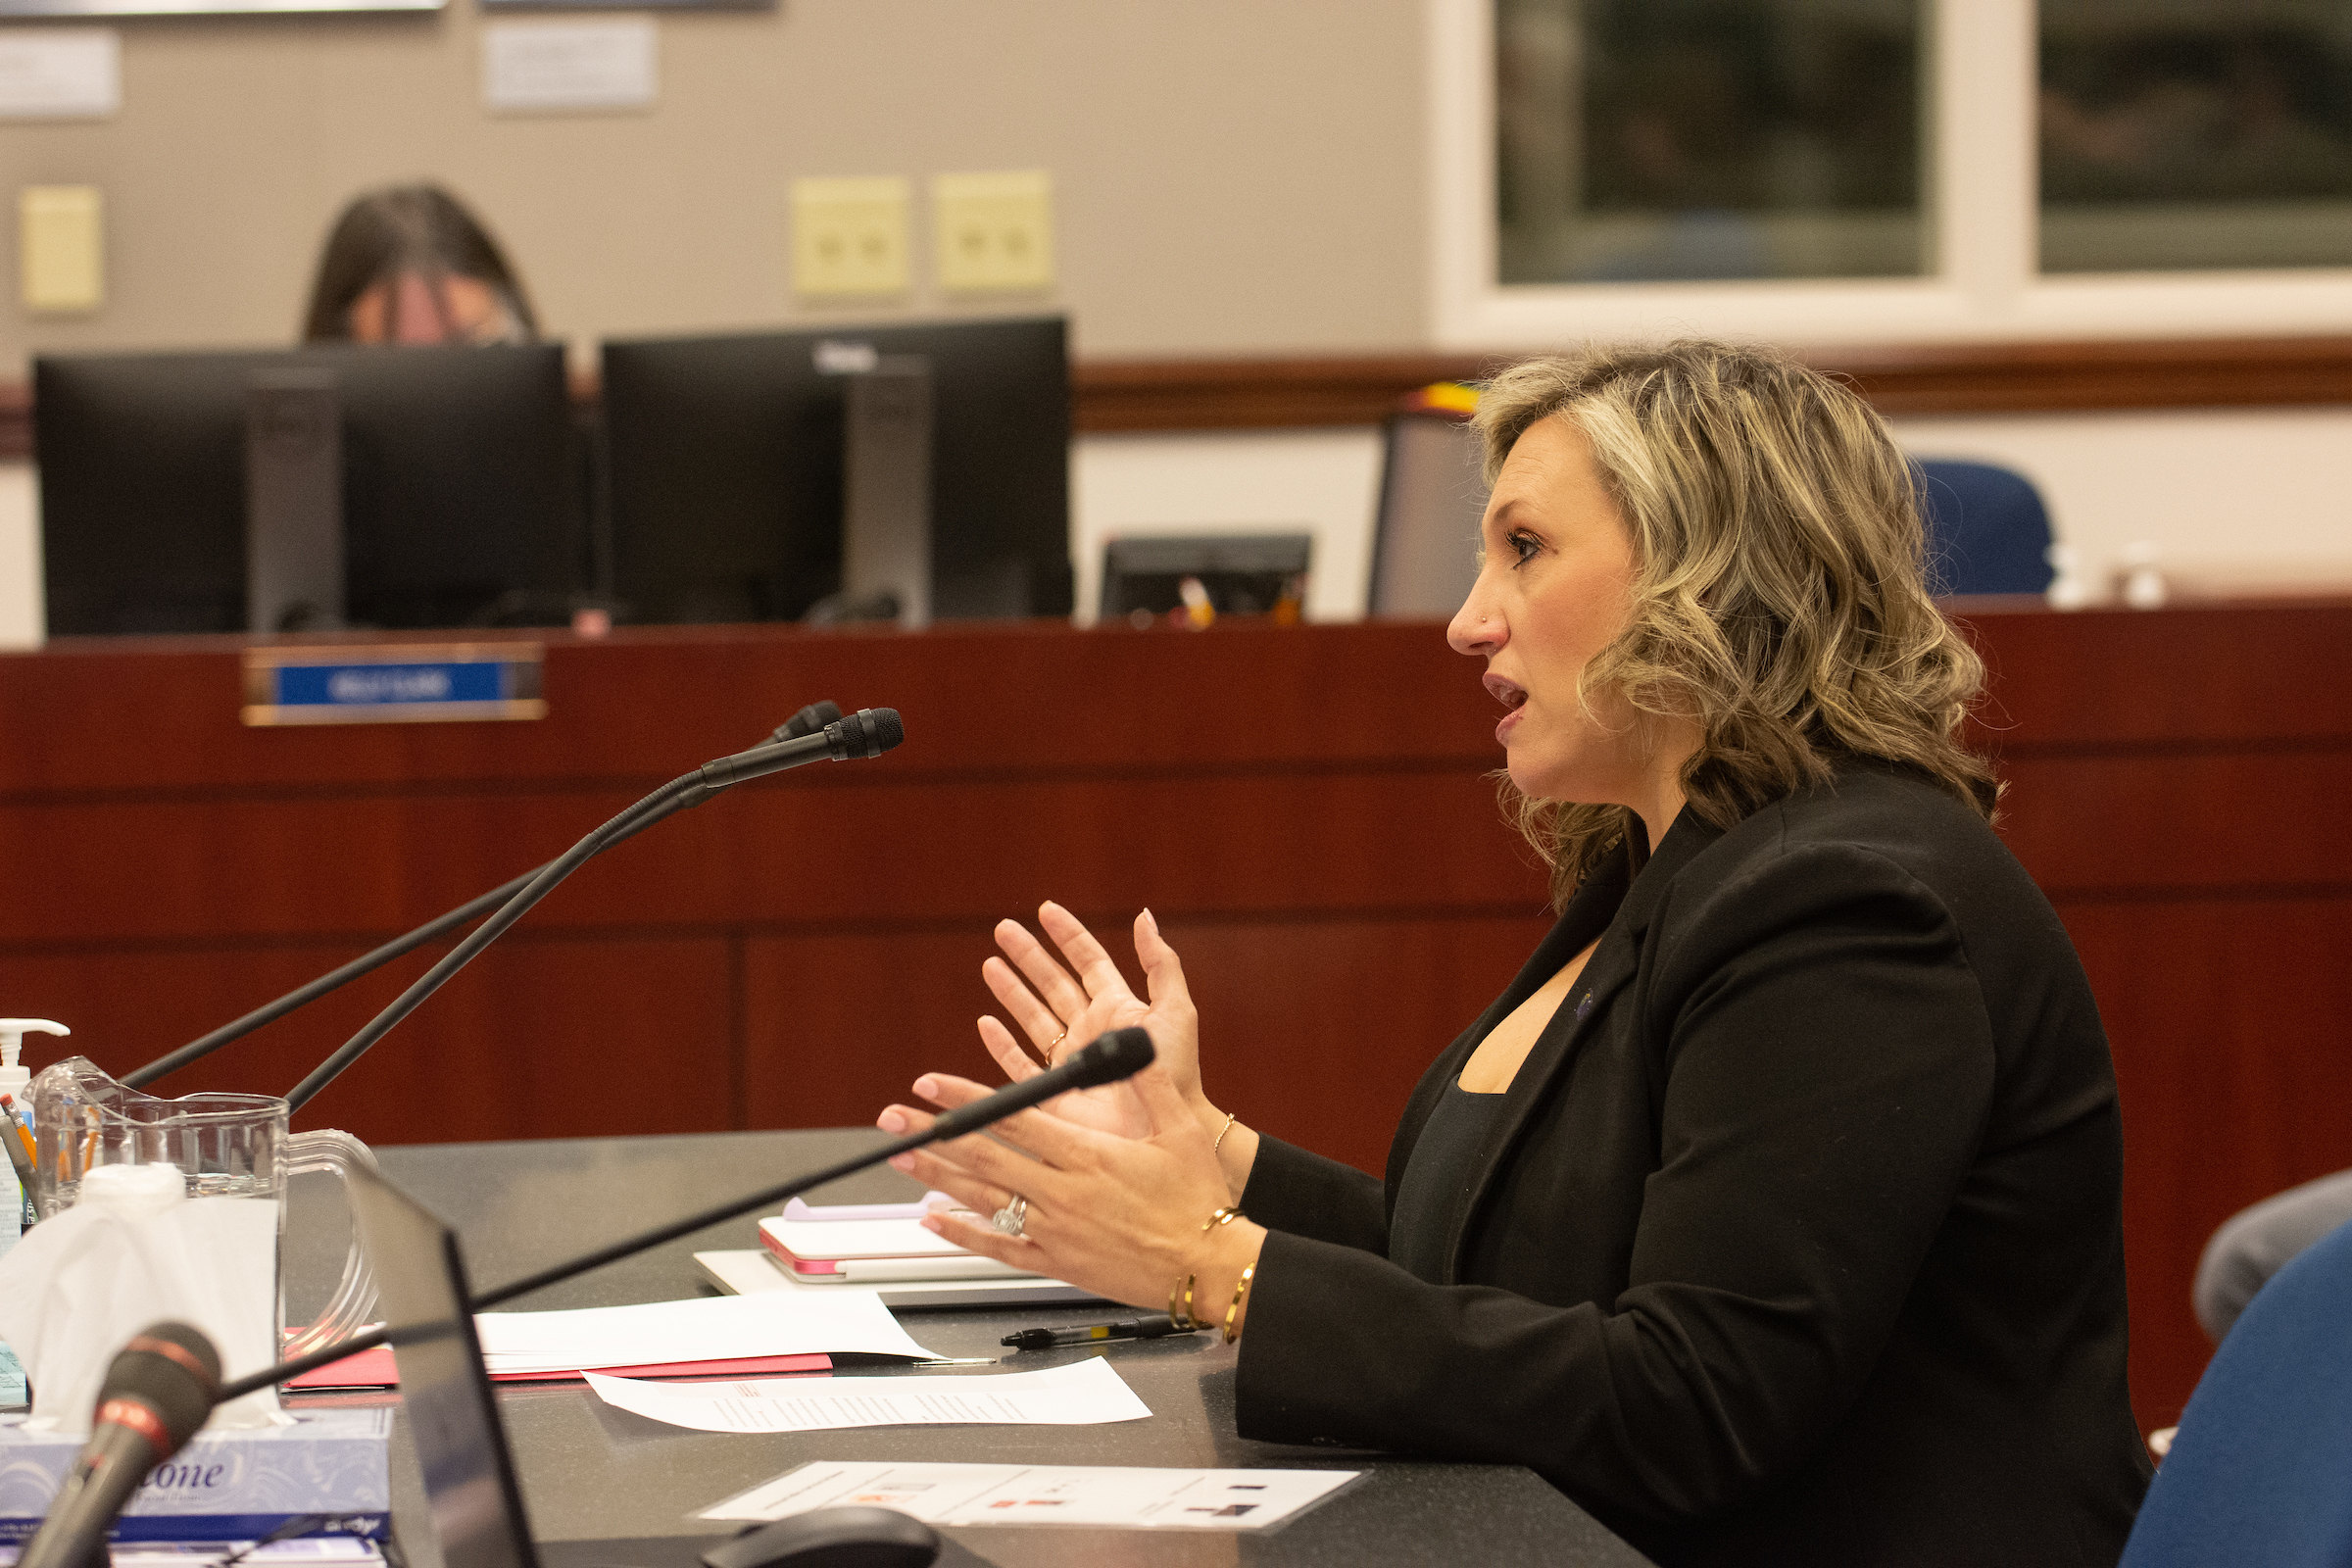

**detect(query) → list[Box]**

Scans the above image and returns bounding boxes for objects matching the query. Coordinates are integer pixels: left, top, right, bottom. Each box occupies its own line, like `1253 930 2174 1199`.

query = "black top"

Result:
1389 1079 1515 1284
1232 761 2152 1567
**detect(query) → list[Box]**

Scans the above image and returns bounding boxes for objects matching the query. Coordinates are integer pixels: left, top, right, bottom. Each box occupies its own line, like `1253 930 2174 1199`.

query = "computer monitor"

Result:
35 344 579 637
1101 533 1312 621
1368 410 1486 619
345 1162 543 1568
599 316 1071 625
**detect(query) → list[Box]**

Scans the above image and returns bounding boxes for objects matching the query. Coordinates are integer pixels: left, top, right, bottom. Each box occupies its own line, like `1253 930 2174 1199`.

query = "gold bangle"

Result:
1222 1264 1255 1345
1201 1205 1244 1233
1213 1110 1239 1154
1168 1272 1198 1330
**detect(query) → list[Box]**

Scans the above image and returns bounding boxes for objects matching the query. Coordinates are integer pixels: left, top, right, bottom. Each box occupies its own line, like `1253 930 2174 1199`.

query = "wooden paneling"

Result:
0 773 1533 944
2 607 2346 1435
1951 597 2352 750
1151 913 1555 1174
1065 337 2352 431
1 936 737 1142
1072 354 1494 431
11 336 2352 457
0 619 1546 1154
740 913 1555 1178
2056 898 2352 1431
1992 752 2352 895
1819 336 2352 417
1950 600 2352 1430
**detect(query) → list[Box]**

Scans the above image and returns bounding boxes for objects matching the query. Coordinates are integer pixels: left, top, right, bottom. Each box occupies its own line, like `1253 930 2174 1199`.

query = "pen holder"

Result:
27 1057 381 1372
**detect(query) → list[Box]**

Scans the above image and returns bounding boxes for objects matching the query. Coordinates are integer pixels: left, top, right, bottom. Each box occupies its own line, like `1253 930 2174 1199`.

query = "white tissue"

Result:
0 1197 283 1433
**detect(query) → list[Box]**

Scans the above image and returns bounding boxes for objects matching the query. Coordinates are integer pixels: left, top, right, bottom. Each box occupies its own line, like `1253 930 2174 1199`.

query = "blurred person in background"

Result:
302 184 538 346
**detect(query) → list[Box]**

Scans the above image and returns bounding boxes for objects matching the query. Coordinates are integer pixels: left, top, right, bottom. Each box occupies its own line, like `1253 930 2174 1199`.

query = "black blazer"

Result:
1233 762 2152 1567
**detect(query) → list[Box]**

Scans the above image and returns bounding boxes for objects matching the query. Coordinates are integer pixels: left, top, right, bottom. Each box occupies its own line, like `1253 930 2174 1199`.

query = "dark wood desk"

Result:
6 607 2348 1432
365 1129 1649 1568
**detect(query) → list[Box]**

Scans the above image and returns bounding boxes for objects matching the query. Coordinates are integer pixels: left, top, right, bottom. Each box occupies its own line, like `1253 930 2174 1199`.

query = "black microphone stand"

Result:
122 703 846 1092
284 709 901 1112
214 1028 1155 1404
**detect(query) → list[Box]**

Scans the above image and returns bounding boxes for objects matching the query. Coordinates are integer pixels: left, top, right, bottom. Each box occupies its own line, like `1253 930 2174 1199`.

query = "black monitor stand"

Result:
837 355 933 629
245 368 346 633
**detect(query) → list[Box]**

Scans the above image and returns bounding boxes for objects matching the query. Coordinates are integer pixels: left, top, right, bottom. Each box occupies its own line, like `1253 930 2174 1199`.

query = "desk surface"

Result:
362 1129 1650 1568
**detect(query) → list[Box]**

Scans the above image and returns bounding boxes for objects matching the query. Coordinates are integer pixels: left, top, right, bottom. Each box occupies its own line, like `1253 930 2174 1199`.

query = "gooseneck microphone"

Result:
768 700 843 745
282 709 905 1113
220 1027 1157 1403
21 1322 222 1568
123 702 850 1092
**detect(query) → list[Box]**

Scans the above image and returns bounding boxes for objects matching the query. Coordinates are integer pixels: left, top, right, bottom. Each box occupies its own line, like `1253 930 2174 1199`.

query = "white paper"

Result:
0 31 120 120
695 1249 1098 1308
760 1216 1043 1282
589 1356 1149 1435
481 20 656 113
780 1192 951 1222
701 1457 1358 1532
761 1215 984 1261
473 1291 945 1374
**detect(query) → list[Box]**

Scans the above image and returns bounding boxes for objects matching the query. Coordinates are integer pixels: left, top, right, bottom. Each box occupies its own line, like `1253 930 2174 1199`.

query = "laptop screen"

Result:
346 1163 541 1568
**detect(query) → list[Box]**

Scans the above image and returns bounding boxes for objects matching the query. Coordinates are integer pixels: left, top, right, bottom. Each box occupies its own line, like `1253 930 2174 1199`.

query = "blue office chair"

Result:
2118 1215 2352 1568
1913 459 2055 597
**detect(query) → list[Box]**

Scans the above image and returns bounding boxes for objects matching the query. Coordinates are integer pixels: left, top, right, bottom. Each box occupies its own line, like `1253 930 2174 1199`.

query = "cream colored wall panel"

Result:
0 464 39 649
0 0 1425 376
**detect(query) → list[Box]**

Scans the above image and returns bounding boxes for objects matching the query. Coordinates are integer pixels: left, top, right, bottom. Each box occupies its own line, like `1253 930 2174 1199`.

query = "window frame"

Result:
1429 0 2352 348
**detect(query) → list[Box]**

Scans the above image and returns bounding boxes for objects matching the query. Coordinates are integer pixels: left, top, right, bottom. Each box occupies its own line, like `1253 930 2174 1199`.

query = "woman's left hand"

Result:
877 1061 1264 1317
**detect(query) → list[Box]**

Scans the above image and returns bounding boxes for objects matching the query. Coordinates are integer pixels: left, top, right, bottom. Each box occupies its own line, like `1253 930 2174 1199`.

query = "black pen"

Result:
1001 1313 1199 1350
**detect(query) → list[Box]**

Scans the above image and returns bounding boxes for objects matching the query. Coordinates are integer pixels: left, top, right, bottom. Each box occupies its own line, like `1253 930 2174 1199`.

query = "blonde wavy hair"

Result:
1472 340 1999 906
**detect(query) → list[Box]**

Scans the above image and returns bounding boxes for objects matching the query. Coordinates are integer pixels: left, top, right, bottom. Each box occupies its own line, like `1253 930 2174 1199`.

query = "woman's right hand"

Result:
978 903 1208 1144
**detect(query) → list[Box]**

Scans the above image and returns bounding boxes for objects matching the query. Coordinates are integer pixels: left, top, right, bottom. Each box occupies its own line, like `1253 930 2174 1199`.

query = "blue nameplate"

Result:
241 644 546 726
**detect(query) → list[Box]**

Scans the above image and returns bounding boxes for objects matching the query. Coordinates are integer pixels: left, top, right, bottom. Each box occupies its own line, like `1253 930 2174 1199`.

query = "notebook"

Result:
757 1215 1042 1284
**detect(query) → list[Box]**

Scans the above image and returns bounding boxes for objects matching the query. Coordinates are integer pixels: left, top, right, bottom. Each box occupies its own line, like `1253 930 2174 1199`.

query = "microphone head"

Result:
1064 1026 1155 1089
100 1322 221 1455
826 708 905 760
771 701 844 744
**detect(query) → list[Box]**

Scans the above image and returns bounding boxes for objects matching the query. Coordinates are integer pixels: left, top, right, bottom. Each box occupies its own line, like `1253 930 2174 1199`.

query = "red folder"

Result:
287 1346 831 1390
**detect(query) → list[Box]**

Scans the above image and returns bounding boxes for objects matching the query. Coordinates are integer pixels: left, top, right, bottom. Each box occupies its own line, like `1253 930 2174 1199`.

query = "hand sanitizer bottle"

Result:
0 1019 69 1408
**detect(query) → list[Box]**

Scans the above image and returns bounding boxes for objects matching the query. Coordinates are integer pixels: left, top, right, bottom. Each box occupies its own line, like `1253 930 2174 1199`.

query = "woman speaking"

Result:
877 342 2153 1566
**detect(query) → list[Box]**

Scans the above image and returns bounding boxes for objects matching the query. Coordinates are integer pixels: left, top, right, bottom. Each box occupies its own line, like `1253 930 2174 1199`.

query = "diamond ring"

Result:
992 1194 1030 1238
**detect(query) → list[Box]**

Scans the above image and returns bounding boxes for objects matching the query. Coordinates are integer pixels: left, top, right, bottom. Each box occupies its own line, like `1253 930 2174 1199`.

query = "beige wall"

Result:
3 0 1428 377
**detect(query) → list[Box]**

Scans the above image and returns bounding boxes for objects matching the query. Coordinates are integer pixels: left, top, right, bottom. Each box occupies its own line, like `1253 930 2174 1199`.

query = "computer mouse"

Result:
700 1506 941 1568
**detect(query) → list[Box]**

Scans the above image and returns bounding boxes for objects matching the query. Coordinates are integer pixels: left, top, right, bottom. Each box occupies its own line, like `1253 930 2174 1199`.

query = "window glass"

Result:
2041 0 2352 272
1495 0 1929 285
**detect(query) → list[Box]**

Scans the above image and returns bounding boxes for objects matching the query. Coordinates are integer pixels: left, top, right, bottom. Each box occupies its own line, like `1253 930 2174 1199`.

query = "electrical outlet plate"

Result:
933 170 1054 294
791 175 910 298
20 185 103 313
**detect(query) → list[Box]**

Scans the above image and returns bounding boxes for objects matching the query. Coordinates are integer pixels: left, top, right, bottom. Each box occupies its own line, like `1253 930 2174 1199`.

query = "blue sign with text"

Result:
241 644 545 726
272 661 507 709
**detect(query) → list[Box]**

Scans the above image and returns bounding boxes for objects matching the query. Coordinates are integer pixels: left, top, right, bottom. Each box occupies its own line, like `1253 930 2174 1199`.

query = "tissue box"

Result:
0 1542 383 1567
0 1409 390 1543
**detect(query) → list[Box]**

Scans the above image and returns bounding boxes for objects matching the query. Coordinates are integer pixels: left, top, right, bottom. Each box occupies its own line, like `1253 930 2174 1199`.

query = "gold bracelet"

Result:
1201 1205 1244 1233
1212 1110 1239 1154
1168 1272 1199 1330
1222 1264 1255 1345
